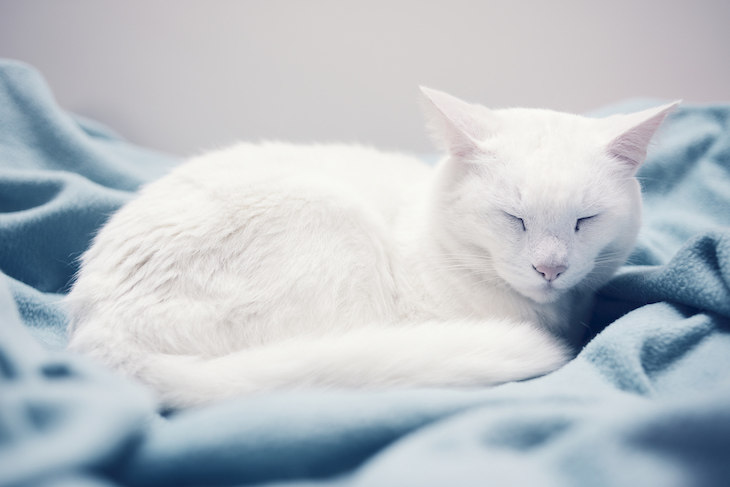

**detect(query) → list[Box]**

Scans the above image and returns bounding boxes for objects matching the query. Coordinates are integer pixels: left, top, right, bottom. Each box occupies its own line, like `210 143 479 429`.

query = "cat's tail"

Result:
134 320 572 408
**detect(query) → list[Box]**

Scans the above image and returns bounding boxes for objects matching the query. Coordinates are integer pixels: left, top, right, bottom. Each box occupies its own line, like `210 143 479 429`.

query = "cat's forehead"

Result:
466 107 628 219
498 158 607 216
483 109 610 184
489 108 605 155
478 110 613 215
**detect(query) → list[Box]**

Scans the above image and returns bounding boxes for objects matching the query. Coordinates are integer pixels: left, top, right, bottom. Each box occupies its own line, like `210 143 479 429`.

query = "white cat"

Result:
65 88 678 408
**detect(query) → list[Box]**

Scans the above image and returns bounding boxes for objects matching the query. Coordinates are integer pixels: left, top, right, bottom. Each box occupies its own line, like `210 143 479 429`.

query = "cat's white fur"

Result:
65 89 678 408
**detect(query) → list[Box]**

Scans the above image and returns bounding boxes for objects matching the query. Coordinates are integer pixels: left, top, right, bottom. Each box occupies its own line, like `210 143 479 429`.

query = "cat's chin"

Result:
518 283 566 304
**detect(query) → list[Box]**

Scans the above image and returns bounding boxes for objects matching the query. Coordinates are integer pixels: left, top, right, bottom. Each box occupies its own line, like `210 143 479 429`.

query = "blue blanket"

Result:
1 59 729 487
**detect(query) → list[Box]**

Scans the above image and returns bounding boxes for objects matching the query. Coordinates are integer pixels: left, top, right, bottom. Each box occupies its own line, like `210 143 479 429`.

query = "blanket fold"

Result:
0 277 155 487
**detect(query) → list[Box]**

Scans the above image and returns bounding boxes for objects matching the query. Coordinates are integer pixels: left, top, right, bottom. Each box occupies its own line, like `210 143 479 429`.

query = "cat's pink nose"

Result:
534 265 567 282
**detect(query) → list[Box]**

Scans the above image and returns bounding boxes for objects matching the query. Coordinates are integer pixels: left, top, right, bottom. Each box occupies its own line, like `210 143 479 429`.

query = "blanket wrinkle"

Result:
0 169 131 294
599 230 730 320
0 276 155 487
2 58 730 486
627 385 730 486
0 60 173 192
638 309 714 378
0 173 64 212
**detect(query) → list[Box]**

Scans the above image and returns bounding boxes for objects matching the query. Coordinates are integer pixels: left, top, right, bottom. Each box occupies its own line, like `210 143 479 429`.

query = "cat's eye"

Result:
505 213 526 231
575 215 598 232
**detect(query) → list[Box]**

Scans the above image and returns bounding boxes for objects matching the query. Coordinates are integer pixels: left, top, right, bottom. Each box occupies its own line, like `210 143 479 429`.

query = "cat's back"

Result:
169 142 431 218
67 143 430 359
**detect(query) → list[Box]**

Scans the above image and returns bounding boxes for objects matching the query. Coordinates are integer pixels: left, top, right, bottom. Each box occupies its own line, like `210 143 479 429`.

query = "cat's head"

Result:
421 88 678 303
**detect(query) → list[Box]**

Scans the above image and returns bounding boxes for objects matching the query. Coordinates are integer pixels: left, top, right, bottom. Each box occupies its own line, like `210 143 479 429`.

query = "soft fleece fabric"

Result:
1 59 729 487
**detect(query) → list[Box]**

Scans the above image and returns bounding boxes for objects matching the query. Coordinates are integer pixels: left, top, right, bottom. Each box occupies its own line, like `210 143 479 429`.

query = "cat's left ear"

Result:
419 87 494 159
604 101 680 172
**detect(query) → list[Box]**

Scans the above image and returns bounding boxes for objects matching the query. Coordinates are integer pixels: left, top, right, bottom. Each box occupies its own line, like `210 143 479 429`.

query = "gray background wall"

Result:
1 0 729 156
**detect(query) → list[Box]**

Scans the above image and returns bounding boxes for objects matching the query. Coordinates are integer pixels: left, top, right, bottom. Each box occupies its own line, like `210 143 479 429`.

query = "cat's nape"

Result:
65 89 679 408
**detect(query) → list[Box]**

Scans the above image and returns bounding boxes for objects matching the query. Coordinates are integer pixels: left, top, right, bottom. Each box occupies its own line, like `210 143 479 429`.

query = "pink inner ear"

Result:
608 130 653 166
607 102 679 168
420 87 490 159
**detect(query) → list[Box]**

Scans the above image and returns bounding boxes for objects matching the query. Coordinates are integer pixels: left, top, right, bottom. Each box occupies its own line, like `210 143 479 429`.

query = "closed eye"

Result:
505 212 526 231
575 215 598 232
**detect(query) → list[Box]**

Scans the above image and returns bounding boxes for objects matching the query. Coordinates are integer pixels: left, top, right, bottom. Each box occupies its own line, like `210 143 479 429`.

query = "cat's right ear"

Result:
604 101 680 173
419 87 492 160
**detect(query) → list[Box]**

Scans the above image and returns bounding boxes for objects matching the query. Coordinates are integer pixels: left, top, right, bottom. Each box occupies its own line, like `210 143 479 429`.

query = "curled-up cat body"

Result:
65 88 678 408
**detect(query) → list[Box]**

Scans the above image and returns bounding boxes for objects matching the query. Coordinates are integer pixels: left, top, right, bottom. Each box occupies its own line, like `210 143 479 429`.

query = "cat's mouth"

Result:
496 266 569 303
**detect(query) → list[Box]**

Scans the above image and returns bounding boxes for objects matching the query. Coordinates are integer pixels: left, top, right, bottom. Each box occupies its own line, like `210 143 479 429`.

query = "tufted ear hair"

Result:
419 87 494 159
605 101 680 171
